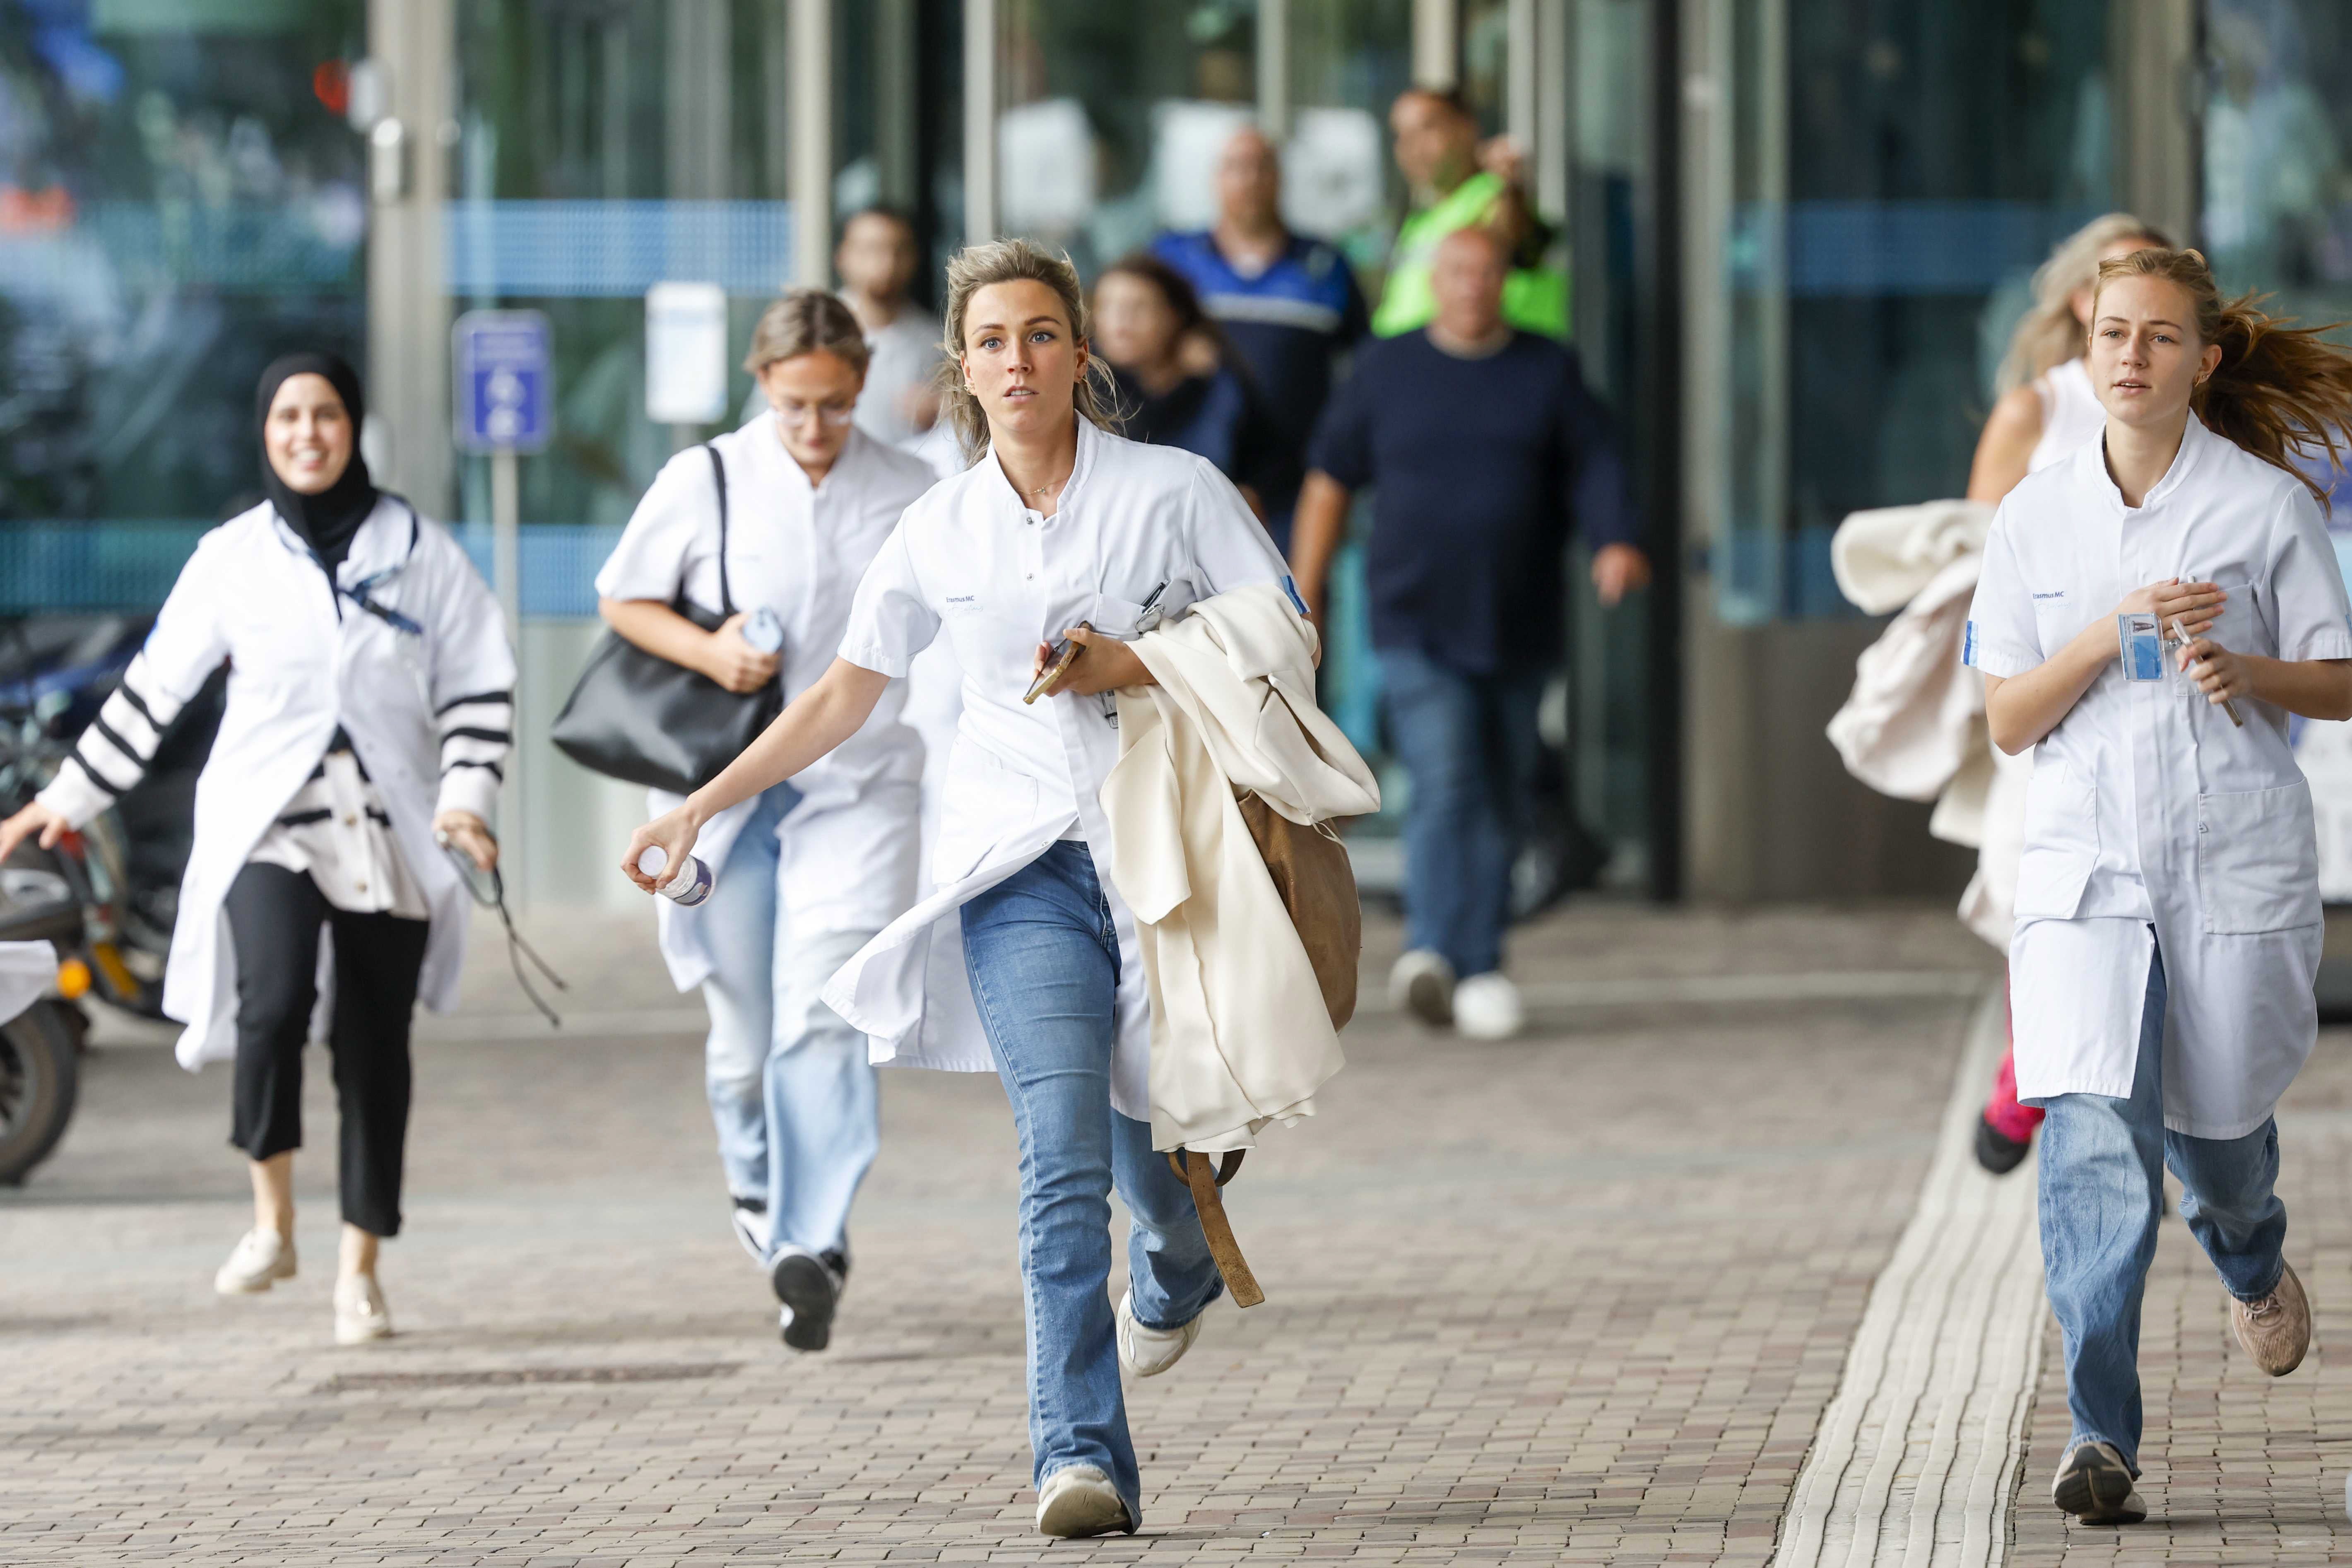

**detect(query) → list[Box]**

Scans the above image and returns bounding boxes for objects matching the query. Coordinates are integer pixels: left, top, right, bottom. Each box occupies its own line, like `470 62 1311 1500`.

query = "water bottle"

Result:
636 845 714 906
743 607 785 655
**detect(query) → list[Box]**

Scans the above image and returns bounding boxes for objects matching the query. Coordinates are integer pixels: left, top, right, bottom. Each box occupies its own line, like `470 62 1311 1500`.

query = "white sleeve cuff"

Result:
436 765 502 824
836 643 910 679
36 761 116 831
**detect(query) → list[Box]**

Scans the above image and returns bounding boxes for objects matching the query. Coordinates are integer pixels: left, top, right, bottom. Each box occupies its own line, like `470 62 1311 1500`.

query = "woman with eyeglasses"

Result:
594 289 936 1351
0 352 515 1346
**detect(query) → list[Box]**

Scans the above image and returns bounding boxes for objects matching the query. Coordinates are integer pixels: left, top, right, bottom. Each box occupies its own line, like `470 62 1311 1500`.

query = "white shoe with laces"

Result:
1389 949 1456 1026
1035 1463 1134 1538
1116 1290 1202 1378
214 1228 296 1296
334 1274 394 1346
1453 972 1526 1040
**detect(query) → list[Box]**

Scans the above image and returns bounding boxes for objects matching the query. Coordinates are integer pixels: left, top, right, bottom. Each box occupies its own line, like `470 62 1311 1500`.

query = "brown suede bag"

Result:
1235 791 1360 1029
1168 795 1361 1310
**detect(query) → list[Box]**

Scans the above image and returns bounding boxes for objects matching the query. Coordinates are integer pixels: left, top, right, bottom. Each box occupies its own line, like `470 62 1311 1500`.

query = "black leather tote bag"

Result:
550 446 782 795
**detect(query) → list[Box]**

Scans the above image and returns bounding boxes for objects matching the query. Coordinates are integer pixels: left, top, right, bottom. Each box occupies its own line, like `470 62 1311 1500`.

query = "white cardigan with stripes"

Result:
38 498 515 1068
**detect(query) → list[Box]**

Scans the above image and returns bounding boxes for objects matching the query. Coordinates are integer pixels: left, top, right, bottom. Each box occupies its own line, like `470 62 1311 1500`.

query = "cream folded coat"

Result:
1102 583 1381 1154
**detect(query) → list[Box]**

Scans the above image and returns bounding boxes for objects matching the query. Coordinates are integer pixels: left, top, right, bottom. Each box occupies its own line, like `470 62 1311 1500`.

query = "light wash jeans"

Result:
2037 934 2288 1473
700 782 880 1262
960 840 1223 1526
1377 646 1549 979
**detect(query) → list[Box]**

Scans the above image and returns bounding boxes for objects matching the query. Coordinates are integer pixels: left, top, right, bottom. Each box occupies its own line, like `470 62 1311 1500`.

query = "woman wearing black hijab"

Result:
0 353 517 1345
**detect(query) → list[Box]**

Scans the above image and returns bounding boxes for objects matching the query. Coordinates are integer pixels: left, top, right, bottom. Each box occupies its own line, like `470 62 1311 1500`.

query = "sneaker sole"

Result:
334 1320 394 1346
1037 1483 1133 1538
2053 1449 2138 1521
772 1254 837 1352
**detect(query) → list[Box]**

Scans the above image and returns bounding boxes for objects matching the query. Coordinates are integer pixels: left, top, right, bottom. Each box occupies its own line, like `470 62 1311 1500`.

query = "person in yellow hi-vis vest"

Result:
1373 86 1569 340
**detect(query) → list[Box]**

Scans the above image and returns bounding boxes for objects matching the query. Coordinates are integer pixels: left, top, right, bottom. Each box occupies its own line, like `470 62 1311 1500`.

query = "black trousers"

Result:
224 862 429 1238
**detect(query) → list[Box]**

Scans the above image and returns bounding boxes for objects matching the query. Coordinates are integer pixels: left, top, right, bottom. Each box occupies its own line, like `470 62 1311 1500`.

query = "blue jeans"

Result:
700 782 880 1260
960 841 1223 1524
1378 646 1549 978
2037 935 2287 1472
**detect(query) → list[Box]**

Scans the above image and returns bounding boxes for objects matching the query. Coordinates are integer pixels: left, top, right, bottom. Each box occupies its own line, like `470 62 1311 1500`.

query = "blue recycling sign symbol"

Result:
452 310 552 454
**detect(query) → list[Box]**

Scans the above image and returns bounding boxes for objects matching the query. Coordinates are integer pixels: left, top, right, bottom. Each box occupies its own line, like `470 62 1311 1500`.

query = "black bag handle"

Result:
706 443 734 619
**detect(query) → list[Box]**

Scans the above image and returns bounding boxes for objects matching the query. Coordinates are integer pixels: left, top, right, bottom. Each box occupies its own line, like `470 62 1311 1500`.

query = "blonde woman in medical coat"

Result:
0 354 513 1346
598 291 934 1353
625 239 1290 1541
1965 246 2352 1527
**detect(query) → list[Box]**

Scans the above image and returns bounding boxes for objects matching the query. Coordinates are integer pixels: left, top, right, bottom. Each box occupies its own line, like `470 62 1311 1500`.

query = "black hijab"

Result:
256 352 378 573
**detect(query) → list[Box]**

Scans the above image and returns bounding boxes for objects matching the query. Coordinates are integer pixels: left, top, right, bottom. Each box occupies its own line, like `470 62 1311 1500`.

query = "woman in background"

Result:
596 290 935 1352
1091 251 1284 522
0 354 513 1346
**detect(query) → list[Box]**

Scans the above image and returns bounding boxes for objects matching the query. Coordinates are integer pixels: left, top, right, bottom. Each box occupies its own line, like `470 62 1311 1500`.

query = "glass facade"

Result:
1709 0 2118 623
0 0 365 604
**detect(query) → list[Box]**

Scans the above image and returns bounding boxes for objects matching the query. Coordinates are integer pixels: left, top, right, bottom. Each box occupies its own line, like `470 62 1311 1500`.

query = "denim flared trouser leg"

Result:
960 841 1224 1524
2037 935 2288 1472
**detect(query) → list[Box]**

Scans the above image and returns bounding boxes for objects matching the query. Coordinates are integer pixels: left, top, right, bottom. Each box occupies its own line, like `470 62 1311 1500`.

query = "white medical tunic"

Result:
596 419 936 990
1965 415 2352 1137
36 499 515 1069
821 417 1290 1120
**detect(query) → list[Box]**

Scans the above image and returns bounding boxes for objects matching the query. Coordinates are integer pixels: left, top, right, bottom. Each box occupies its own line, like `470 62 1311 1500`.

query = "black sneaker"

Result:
1975 1113 2033 1176
771 1246 843 1352
2051 1440 2146 1525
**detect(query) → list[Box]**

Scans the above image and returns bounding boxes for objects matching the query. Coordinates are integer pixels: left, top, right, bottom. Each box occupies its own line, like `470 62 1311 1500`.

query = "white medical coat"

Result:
1964 416 2352 1137
38 500 515 1069
596 419 935 990
820 418 1290 1121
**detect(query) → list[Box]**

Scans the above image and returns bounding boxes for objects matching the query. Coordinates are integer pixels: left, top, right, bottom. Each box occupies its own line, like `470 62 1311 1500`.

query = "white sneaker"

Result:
1453 972 1525 1040
1116 1289 1202 1378
1389 949 1455 1026
214 1228 296 1296
730 1198 771 1264
1035 1463 1134 1538
334 1274 394 1345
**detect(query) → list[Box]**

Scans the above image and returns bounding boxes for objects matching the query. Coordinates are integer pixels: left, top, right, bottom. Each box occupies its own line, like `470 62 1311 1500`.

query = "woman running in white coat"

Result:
1966 246 2352 1525
597 291 936 1351
624 239 1290 1539
1962 214 2174 1174
0 353 513 1346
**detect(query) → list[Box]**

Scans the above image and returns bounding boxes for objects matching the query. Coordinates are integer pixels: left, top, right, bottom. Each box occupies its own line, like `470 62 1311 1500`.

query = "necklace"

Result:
1014 474 1068 500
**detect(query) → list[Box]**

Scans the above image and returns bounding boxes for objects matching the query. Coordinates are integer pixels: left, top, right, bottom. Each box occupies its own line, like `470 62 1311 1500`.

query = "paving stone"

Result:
5 901 1987 1563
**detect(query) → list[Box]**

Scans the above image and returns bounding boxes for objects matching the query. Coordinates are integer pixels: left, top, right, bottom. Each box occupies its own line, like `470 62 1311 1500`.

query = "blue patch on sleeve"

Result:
1281 574 1309 617
1963 620 1978 666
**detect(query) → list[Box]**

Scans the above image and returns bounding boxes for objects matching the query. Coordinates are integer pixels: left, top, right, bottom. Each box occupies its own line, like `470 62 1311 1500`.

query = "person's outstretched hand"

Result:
0 800 69 865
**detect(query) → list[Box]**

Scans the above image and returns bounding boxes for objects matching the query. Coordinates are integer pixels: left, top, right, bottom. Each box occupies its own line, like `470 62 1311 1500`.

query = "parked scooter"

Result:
0 615 205 1181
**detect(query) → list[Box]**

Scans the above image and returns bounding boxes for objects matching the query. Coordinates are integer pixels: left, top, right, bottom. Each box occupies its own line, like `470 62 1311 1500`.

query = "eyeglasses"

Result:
771 401 857 428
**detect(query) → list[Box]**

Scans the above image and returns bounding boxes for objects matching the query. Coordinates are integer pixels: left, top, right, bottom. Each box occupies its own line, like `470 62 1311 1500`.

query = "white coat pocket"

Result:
2014 758 2098 920
932 741 1040 885
2196 779 2321 934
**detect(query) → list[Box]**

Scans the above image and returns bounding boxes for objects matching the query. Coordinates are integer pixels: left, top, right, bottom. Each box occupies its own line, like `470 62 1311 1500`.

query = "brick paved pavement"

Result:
2009 1033 2352 1565
6 901 1993 1565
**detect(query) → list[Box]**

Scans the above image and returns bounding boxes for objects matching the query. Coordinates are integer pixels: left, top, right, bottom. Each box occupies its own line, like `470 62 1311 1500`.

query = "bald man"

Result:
1153 125 1368 552
1292 226 1647 1040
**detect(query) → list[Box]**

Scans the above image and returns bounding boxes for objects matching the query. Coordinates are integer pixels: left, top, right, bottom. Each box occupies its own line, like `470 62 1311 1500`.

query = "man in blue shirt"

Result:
1290 226 1649 1040
1154 126 1369 552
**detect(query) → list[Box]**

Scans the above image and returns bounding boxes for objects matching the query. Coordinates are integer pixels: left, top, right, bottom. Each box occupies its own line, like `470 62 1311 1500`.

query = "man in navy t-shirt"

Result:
1153 125 1369 552
1291 226 1649 1041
